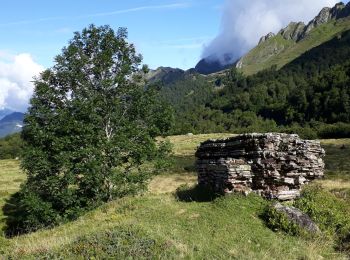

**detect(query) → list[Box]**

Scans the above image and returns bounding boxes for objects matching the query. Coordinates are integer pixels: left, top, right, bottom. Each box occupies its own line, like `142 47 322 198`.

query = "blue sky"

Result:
0 0 222 70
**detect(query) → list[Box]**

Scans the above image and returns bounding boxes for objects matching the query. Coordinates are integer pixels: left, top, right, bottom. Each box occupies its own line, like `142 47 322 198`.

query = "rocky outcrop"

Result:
196 133 325 200
278 22 306 42
236 2 350 72
301 2 350 39
259 32 276 44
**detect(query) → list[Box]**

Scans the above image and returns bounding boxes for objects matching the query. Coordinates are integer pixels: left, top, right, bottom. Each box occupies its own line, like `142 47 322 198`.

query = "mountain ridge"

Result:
193 2 350 76
237 2 350 74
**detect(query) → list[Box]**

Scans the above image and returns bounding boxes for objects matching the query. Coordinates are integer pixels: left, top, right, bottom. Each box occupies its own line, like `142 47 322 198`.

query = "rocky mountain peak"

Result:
270 2 350 43
302 2 349 38
259 32 275 44
279 22 306 41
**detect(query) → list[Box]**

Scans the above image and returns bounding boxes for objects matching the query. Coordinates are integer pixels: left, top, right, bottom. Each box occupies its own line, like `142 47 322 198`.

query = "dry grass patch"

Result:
165 133 236 156
149 174 196 194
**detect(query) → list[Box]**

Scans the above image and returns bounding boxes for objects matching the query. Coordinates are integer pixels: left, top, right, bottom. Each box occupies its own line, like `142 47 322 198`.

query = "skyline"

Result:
0 0 348 111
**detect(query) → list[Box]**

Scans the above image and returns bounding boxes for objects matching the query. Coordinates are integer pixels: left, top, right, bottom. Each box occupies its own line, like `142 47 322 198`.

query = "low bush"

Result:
263 185 350 254
294 185 350 253
262 205 303 236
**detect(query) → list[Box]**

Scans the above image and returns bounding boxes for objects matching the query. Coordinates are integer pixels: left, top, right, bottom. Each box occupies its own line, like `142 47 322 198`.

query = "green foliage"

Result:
263 185 350 254
0 133 22 159
279 124 318 140
294 185 350 253
317 122 350 139
14 25 173 234
263 205 303 236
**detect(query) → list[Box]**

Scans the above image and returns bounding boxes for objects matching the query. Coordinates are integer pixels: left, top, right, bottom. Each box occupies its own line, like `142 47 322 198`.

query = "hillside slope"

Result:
238 2 350 75
167 27 350 136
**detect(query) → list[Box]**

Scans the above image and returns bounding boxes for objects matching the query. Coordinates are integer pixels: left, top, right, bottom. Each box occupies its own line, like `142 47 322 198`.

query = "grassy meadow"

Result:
0 134 349 259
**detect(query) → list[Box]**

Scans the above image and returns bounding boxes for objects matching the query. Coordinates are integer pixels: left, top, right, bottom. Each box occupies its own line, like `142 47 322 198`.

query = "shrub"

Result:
294 185 350 253
262 205 303 236
279 124 318 140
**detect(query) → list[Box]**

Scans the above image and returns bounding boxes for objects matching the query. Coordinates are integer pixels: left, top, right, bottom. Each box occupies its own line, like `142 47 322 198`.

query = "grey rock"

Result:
259 32 276 44
279 22 306 41
273 203 320 233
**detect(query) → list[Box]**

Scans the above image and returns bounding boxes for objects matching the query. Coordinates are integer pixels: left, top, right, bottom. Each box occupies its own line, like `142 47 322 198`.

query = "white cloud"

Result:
0 53 43 111
203 0 345 63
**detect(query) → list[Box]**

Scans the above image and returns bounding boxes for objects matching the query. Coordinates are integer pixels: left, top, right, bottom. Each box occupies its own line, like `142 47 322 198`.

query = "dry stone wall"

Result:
195 133 325 200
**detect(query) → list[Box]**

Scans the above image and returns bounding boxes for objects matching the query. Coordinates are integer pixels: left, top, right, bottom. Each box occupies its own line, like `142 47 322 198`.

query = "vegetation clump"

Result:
264 185 350 255
294 185 350 253
263 205 304 236
0 133 22 159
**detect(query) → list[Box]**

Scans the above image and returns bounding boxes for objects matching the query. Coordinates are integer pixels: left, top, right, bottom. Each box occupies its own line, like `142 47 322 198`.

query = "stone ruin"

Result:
195 133 325 200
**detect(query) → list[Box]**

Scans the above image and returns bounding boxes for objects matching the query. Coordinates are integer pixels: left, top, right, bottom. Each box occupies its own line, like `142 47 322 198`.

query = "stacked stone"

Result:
195 133 325 200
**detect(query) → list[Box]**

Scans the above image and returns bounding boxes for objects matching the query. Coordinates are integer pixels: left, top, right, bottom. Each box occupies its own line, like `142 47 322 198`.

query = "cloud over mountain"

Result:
202 0 344 64
0 53 43 112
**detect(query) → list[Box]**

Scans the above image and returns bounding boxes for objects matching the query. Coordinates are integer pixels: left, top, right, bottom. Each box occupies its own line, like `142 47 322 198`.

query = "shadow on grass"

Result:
170 155 196 174
175 184 219 202
323 144 350 180
2 191 25 237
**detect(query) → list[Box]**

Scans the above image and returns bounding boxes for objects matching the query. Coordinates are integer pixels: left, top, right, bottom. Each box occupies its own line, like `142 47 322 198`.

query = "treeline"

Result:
161 29 350 139
0 133 22 159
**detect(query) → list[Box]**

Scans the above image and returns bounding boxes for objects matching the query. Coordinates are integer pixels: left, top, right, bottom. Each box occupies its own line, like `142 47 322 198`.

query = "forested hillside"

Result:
160 29 350 138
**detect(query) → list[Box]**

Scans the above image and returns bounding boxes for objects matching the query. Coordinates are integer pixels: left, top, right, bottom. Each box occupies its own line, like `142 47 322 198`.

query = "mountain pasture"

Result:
0 134 349 259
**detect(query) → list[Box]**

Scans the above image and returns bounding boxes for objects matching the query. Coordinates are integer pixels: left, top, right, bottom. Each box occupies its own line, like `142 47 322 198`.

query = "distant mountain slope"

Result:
167 27 350 135
194 2 350 76
0 112 24 138
194 54 234 75
146 67 186 85
0 109 14 120
237 2 350 75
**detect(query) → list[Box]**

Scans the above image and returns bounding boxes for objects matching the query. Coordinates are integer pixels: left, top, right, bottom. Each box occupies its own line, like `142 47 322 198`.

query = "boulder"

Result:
273 203 320 233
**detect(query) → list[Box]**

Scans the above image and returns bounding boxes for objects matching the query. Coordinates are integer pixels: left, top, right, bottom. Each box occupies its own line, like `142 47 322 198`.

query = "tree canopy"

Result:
11 25 173 233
